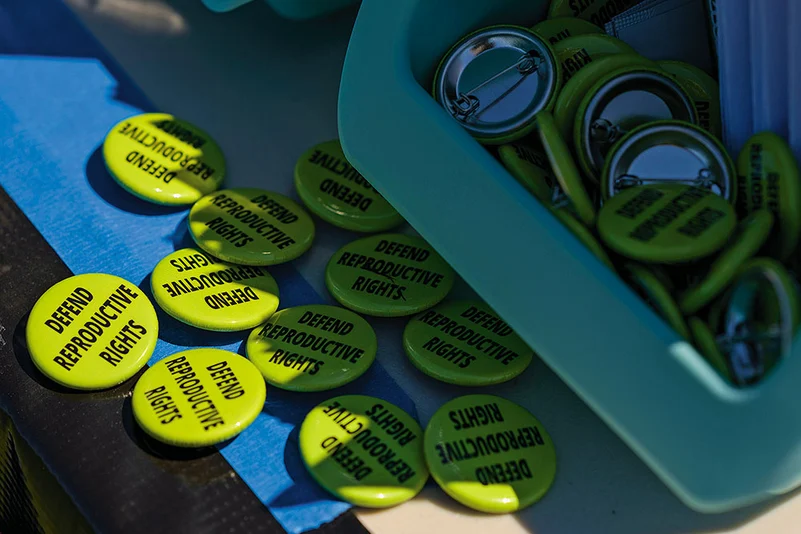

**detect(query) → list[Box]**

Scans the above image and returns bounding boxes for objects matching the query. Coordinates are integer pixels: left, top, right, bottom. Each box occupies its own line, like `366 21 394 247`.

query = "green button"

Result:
597 184 736 263
151 248 280 332
658 60 722 139
679 210 774 315
736 132 801 261
548 0 639 26
498 142 559 204
625 264 689 339
553 54 659 147
537 111 596 226
26 273 159 391
553 34 635 83
403 301 533 386
299 395 428 508
189 188 315 266
553 208 615 270
246 305 377 392
424 394 556 514
689 317 732 381
103 113 225 205
132 349 266 447
531 17 602 46
326 234 455 317
294 140 404 233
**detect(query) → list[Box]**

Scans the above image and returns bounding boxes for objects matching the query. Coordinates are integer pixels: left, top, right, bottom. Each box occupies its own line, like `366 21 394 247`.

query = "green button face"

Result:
498 142 558 203
679 211 773 315
658 61 722 139
26 273 159 391
188 188 315 266
736 132 801 261
294 140 404 233
531 17 602 46
132 349 266 447
103 113 225 205
625 264 689 339
548 0 639 26
299 395 428 508
151 248 280 332
326 234 455 317
597 184 736 263
553 208 615 270
553 34 635 83
403 301 533 386
537 111 596 226
246 305 377 392
689 317 732 381
424 394 556 514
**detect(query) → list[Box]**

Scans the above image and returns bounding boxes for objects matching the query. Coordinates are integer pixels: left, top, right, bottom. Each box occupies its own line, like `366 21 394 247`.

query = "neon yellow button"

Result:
625 264 689 339
26 273 158 390
246 305 377 392
424 394 556 514
553 34 635 82
597 185 736 263
189 188 315 266
294 140 404 233
531 17 602 46
151 248 280 332
326 234 455 317
689 317 732 381
403 301 533 386
658 61 722 139
498 143 558 203
736 132 801 261
132 349 266 448
548 0 639 26
679 211 774 315
299 395 428 508
103 113 225 205
554 208 615 270
537 111 596 226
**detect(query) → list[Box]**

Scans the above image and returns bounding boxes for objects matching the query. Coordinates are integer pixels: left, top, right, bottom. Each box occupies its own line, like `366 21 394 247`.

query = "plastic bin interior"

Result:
339 0 801 513
201 0 358 19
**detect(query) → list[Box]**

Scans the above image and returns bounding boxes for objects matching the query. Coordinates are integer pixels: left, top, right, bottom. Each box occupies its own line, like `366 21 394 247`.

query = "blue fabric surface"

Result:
0 2 415 532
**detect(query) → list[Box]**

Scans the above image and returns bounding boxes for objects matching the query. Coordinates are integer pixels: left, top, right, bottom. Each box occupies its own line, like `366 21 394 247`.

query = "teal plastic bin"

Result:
201 0 358 19
338 0 801 513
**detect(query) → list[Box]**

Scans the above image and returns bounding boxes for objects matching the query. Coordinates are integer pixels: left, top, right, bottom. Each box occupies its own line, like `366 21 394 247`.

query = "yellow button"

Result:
132 349 266 448
151 248 280 332
26 273 159 390
103 113 225 205
553 34 635 83
531 17 602 46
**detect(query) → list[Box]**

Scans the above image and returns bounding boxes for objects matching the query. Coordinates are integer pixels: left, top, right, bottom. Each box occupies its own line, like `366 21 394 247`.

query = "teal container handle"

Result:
339 0 801 513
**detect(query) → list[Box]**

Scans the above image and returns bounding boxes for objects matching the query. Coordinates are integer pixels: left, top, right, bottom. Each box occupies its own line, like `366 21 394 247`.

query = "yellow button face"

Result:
132 349 267 448
553 34 635 83
424 394 556 514
498 142 558 204
151 248 280 332
658 60 722 138
26 273 159 390
299 395 428 508
188 188 316 266
246 305 377 392
548 0 640 26
531 17 602 46
103 113 225 205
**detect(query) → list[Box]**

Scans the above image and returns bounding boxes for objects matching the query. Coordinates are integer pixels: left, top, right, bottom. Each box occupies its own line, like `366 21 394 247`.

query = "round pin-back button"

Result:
537 111 596 226
132 349 266 447
26 273 159 390
679 211 774 315
602 120 736 201
103 113 225 205
625 264 689 338
299 395 428 508
151 248 280 332
553 34 635 83
597 184 736 263
531 17 602 46
326 233 455 317
188 188 315 266
548 0 638 26
433 25 561 144
688 317 733 381
658 60 722 139
736 132 801 261
574 66 697 182
402 301 533 386
246 305 377 392
294 140 404 233
498 142 559 204
553 209 615 269
424 394 556 514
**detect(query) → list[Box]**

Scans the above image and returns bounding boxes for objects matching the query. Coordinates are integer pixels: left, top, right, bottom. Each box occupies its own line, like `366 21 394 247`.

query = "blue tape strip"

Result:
0 2 414 532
